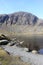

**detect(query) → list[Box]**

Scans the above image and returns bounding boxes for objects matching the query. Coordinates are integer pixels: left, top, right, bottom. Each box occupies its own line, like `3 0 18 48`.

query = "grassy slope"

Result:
0 24 43 36
0 47 11 65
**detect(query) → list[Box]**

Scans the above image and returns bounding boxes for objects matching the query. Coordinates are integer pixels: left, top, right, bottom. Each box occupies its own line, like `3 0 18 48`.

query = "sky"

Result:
0 0 43 19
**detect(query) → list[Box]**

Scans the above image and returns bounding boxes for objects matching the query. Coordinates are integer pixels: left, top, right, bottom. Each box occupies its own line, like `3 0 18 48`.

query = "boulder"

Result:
0 40 9 45
23 48 29 52
19 41 24 45
32 50 38 54
8 41 16 46
0 34 11 41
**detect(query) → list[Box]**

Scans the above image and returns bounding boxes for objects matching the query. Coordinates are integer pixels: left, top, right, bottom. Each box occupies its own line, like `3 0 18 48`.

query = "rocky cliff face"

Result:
0 12 43 35
0 12 38 25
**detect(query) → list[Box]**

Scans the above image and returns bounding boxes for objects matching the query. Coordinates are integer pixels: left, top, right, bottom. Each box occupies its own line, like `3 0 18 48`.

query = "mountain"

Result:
0 12 38 25
0 12 43 35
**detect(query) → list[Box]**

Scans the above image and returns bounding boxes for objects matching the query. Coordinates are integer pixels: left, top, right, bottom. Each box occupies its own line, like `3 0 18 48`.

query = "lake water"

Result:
15 35 43 50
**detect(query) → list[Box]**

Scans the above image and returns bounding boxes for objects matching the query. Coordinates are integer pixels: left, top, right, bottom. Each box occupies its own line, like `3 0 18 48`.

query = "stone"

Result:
32 50 38 54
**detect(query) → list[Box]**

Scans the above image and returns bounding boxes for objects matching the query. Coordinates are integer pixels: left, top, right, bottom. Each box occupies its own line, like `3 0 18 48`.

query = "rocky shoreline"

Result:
1 45 43 65
0 34 43 65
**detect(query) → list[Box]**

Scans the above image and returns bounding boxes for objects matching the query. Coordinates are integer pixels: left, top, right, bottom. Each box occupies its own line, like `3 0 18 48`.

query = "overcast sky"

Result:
0 0 43 18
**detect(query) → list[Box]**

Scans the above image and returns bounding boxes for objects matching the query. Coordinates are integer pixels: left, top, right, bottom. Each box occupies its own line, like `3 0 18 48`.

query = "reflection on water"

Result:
15 35 43 49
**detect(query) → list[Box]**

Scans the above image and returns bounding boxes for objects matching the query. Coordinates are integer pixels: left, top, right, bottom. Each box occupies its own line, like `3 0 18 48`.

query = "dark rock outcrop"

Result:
0 12 38 25
0 34 11 45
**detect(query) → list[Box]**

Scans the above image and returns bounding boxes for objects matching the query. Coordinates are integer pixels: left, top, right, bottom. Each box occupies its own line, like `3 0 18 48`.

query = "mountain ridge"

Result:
0 11 43 35
0 11 39 25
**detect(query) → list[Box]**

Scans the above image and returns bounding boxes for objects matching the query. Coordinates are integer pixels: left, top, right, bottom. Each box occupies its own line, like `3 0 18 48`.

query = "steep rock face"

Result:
0 12 38 25
0 15 9 24
0 12 43 35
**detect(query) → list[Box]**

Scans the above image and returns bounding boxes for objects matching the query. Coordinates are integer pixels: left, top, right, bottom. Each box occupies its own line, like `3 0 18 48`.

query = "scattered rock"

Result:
0 34 11 41
0 40 9 45
23 48 29 52
0 34 12 45
32 50 38 54
19 41 24 45
16 40 24 47
8 41 16 46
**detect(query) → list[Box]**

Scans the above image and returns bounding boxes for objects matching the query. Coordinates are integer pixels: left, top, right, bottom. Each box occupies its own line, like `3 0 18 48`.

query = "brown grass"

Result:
10 55 31 65
0 47 11 65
